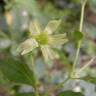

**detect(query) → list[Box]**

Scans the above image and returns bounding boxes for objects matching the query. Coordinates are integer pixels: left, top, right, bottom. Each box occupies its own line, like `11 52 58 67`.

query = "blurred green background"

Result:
0 0 96 96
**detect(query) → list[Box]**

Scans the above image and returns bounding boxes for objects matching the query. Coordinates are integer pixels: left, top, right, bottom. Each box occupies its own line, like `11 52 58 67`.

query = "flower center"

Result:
35 32 49 45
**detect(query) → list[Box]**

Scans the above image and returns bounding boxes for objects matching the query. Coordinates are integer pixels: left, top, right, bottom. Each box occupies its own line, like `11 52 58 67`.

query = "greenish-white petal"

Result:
29 19 41 36
41 45 49 61
44 20 61 34
41 45 59 62
51 33 68 46
17 38 38 55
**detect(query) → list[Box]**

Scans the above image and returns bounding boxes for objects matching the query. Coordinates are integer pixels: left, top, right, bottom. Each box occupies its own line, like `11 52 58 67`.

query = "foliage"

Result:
58 91 84 96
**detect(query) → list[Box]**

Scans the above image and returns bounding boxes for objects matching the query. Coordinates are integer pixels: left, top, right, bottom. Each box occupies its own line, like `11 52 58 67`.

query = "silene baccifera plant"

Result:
17 19 68 96
17 19 68 62
17 0 96 96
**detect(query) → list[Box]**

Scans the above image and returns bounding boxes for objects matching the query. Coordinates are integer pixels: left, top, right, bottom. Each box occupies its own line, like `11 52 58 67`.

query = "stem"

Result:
72 41 81 73
24 52 39 96
31 59 39 96
79 0 87 32
72 0 87 76
76 56 96 76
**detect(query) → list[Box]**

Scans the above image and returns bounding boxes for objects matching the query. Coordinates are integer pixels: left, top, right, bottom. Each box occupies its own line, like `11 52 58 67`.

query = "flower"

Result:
17 19 68 61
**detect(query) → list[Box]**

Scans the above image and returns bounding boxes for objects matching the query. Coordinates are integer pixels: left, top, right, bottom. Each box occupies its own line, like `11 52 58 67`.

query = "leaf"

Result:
0 71 8 84
15 0 37 13
16 92 35 96
58 91 84 96
0 38 11 49
72 31 83 41
81 75 96 84
9 5 24 41
44 20 61 34
0 58 36 87
0 31 9 38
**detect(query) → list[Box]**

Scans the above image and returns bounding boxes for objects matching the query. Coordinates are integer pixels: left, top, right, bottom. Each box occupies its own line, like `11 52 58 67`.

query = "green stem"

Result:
72 40 81 74
31 59 39 96
76 56 96 76
79 0 87 32
72 0 87 76
24 52 39 96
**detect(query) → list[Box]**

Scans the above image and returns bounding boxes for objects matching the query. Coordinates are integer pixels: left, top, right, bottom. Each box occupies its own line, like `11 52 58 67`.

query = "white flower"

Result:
17 19 68 61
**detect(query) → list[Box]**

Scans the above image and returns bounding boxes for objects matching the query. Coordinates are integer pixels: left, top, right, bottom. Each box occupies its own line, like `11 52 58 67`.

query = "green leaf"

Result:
16 92 35 96
81 75 96 84
58 91 84 96
0 71 7 84
0 58 36 87
72 31 83 41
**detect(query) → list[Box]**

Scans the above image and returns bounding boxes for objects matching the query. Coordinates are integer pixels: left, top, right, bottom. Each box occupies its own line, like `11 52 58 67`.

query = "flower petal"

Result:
29 19 41 36
44 20 61 34
17 38 38 55
41 45 49 61
50 33 68 46
41 45 59 61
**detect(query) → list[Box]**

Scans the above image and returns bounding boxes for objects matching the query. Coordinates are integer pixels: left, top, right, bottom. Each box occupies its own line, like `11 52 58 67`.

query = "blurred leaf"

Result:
72 31 83 41
5 0 37 13
16 92 35 96
0 15 9 32
81 75 96 84
0 31 8 38
72 0 81 4
58 91 84 96
0 38 11 49
10 6 24 41
0 30 10 50
0 71 8 84
8 0 37 41
89 0 96 13
15 0 37 13
0 58 36 87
